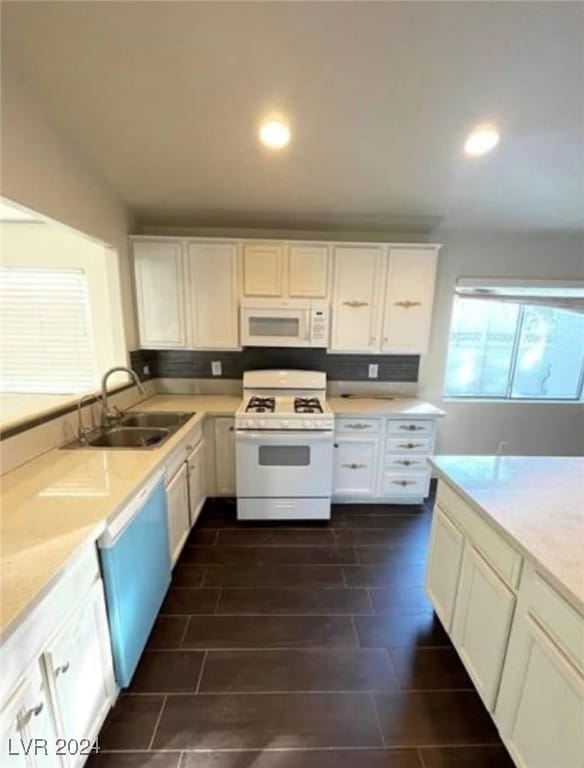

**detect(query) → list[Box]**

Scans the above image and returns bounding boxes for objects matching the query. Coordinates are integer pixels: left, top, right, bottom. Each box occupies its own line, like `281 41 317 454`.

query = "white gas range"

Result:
235 370 334 521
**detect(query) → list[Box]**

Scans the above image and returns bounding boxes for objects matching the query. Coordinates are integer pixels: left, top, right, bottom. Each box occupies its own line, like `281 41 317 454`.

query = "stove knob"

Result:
281 420 289 427
314 420 322 428
304 420 312 428
259 419 266 428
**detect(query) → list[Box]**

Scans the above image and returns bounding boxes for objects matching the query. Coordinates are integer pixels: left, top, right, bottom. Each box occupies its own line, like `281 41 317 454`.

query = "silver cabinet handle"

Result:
392 480 416 487
398 442 423 449
342 300 369 308
18 702 44 729
346 423 370 430
394 300 422 309
399 425 425 431
55 661 70 677
395 459 419 466
342 463 367 469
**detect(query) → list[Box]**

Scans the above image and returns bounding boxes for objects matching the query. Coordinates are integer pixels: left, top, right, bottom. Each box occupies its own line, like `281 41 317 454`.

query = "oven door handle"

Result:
236 430 333 442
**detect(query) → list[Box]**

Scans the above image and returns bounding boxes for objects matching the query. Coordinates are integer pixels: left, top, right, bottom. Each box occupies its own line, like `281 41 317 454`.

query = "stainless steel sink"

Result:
120 411 194 429
61 411 195 450
85 427 169 448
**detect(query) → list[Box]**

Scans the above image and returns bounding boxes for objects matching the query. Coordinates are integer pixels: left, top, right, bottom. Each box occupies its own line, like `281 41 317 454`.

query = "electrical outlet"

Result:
143 365 150 376
211 360 222 376
368 363 379 379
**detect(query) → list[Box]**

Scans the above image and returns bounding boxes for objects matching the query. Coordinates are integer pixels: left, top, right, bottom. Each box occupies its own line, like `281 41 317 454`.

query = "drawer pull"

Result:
55 661 70 677
395 459 419 466
229 426 234 431
346 423 370 430
394 300 422 309
18 703 44 728
392 480 416 487
399 425 425 432
342 300 369 308
398 442 423 449
342 463 367 470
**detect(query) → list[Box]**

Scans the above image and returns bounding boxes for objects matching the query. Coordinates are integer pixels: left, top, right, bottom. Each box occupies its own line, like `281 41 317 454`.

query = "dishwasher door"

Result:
99 474 170 687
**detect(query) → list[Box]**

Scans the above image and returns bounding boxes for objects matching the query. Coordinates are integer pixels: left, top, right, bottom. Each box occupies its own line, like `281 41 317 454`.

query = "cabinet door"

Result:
186 241 240 349
452 544 516 711
242 243 283 296
43 581 114 767
381 246 438 354
332 438 379 496
288 244 329 297
330 246 384 352
166 464 190 565
0 666 61 768
187 440 206 527
214 418 236 496
496 612 584 767
425 505 464 631
133 240 187 349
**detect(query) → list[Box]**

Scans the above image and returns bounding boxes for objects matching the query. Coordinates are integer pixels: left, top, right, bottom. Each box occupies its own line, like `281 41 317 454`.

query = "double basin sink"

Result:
63 411 194 450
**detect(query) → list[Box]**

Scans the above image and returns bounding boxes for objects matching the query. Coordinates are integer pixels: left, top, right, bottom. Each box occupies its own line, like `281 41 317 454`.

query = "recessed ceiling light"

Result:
464 125 500 157
259 119 291 150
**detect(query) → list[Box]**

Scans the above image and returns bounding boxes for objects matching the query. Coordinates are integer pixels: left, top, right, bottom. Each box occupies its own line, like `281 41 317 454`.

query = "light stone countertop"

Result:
0 394 238 641
328 396 445 417
430 455 584 614
0 392 439 642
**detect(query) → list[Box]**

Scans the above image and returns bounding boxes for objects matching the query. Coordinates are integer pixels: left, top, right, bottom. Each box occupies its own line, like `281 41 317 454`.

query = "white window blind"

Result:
0 267 98 394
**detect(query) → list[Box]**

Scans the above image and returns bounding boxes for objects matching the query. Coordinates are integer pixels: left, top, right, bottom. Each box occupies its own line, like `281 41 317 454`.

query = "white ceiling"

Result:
2 1 583 232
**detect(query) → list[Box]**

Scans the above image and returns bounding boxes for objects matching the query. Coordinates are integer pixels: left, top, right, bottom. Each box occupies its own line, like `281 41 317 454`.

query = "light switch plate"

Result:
143 365 150 375
368 363 379 379
211 360 222 376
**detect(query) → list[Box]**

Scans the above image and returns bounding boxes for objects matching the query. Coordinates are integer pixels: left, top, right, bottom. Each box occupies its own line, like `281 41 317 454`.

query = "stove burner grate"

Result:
246 396 276 413
294 397 323 414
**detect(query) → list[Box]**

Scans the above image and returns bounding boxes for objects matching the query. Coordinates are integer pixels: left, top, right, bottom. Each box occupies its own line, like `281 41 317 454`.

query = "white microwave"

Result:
240 299 329 348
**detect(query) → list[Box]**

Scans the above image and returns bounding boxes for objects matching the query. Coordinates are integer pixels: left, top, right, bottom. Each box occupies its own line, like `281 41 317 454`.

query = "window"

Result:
444 281 584 400
0 267 98 394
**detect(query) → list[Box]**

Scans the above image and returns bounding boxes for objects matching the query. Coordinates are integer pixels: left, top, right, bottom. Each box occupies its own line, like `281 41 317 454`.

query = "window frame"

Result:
443 297 584 403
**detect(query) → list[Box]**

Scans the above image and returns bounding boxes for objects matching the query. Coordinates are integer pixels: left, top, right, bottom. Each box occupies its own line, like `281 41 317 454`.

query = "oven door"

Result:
240 307 309 347
236 430 333 498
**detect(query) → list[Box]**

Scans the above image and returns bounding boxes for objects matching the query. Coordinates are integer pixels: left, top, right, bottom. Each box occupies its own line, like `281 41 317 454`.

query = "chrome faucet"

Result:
101 366 146 425
77 394 96 443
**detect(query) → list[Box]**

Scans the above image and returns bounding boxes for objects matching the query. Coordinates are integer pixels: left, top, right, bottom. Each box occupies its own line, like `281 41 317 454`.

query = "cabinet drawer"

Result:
164 423 202 483
386 419 435 437
386 437 433 454
336 418 380 434
437 480 522 588
381 471 430 497
523 567 584 672
384 454 429 472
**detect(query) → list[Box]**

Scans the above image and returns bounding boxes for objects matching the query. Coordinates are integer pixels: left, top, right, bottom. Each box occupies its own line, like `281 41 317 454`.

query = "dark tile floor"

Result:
89 495 515 768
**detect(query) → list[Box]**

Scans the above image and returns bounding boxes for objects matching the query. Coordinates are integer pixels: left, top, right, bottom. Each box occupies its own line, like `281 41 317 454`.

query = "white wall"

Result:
0 62 138 348
419 229 584 456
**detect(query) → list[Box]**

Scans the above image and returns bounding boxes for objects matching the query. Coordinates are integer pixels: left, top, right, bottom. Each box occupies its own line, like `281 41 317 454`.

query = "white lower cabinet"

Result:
0 548 115 768
43 582 115 767
425 505 465 631
187 439 206 526
332 438 378 496
495 564 584 768
1 664 60 768
497 612 584 768
427 481 584 768
214 418 236 496
166 463 190 566
451 543 516 710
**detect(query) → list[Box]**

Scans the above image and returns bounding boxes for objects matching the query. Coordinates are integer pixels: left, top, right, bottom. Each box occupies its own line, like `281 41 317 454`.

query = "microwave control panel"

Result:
310 304 330 346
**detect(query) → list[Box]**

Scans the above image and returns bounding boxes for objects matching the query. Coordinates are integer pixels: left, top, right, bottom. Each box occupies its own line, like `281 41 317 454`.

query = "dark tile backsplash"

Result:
130 348 419 383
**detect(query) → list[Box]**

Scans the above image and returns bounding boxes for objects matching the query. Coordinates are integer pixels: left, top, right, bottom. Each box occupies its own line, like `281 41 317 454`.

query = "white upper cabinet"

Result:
133 240 187 349
186 241 240 349
381 246 439 354
330 245 384 353
242 243 284 297
288 244 329 297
